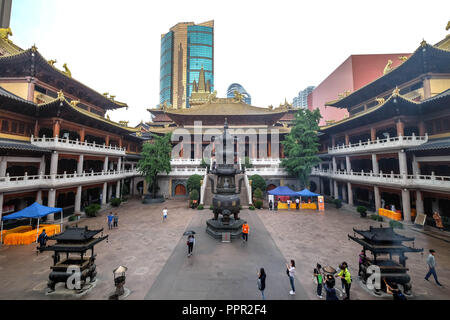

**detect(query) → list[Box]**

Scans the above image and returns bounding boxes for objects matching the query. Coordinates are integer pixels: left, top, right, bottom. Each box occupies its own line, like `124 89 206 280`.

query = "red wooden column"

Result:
79 128 85 142
53 120 61 138
105 135 110 146
418 121 426 136
345 134 350 146
370 128 376 141
34 120 40 137
396 120 405 137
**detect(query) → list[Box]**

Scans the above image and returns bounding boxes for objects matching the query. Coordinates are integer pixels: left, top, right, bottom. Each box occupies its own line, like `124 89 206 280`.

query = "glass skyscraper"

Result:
159 20 214 109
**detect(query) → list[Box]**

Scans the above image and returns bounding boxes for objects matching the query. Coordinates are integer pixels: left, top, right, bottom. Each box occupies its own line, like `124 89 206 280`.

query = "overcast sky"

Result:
11 0 450 126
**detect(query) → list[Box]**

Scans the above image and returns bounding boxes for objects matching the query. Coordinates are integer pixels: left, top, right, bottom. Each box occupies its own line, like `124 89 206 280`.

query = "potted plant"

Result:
85 203 101 217
111 198 122 207
357 206 367 218
334 199 342 209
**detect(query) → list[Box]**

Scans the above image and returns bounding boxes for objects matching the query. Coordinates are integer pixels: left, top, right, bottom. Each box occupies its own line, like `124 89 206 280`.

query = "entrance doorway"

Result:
175 184 187 196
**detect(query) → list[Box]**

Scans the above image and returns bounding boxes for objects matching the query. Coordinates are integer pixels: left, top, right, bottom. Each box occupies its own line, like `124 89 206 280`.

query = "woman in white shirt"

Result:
286 260 296 295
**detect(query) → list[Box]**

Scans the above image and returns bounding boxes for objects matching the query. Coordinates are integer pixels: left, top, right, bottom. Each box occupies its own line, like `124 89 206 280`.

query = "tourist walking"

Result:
295 198 300 210
107 212 114 230
324 275 339 300
287 199 291 210
37 229 48 254
242 223 249 242
314 263 323 298
286 260 296 295
187 234 195 257
269 200 273 211
336 262 352 300
274 201 278 211
113 213 119 228
425 249 443 286
384 280 407 300
163 207 168 222
433 212 444 231
257 268 266 300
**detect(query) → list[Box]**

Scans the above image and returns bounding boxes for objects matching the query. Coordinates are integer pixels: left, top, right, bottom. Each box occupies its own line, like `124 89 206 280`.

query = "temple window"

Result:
1 119 9 132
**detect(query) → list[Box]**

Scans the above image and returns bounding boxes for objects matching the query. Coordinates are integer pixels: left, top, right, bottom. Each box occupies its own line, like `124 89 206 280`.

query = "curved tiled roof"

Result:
0 47 128 110
0 138 51 153
165 100 286 116
407 137 450 152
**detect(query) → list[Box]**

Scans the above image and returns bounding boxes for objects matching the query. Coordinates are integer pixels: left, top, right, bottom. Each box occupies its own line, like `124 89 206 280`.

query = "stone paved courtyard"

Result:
0 197 448 300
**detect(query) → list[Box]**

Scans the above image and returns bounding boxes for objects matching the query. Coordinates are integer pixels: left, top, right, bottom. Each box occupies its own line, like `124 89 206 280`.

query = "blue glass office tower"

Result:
159 21 214 109
226 83 252 105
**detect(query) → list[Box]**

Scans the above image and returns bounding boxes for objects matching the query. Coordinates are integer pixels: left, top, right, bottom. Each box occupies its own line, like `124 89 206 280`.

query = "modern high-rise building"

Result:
292 86 315 108
160 20 214 109
0 0 12 28
226 83 251 105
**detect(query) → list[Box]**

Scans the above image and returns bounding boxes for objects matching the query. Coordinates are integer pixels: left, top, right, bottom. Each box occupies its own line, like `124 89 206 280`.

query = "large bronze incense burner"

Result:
41 226 108 293
206 119 246 239
349 226 423 295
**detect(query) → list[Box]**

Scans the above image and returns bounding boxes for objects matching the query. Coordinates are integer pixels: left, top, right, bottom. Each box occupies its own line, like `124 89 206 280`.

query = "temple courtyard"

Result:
0 198 449 300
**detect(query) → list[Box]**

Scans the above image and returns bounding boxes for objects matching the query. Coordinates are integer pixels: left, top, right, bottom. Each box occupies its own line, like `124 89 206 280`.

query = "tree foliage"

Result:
137 133 172 197
187 174 203 193
281 108 322 188
254 188 263 200
250 174 266 193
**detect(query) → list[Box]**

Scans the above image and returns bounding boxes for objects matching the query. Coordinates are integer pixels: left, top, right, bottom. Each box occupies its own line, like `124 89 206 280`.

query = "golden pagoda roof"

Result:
165 99 287 116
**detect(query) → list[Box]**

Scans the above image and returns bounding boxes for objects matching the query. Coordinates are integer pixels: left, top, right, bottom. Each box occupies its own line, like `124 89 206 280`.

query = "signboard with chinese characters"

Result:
318 196 325 211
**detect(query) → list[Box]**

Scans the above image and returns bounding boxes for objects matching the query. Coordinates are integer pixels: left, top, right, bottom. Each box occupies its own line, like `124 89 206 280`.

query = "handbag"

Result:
286 268 290 276
257 278 262 290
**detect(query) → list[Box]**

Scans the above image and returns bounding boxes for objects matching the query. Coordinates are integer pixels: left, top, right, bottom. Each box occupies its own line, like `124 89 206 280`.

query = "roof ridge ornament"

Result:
31 44 38 52
48 59 57 66
399 56 408 62
392 86 400 97
383 59 393 75
57 90 65 100
233 90 244 103
70 100 80 107
447 21 450 31
420 39 427 47
375 97 385 105
0 27 12 41
62 63 72 77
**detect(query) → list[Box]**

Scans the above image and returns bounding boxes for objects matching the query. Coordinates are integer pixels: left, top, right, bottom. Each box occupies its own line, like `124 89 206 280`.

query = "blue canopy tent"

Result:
296 189 321 209
296 189 320 197
1 202 63 244
267 186 298 196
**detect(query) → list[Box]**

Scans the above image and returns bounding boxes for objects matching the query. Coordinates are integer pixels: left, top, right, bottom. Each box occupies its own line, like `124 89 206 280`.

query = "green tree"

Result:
137 133 172 197
187 174 203 193
250 174 266 194
281 108 322 188
254 188 263 200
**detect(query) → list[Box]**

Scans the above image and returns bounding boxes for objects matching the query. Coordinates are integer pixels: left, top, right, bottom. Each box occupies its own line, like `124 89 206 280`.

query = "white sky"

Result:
11 0 450 126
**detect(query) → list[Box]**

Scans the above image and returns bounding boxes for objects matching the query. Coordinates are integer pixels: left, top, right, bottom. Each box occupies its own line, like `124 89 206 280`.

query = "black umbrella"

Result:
183 231 196 236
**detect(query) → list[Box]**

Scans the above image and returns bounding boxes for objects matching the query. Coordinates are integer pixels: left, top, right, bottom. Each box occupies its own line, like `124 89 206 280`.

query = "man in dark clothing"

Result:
37 229 48 254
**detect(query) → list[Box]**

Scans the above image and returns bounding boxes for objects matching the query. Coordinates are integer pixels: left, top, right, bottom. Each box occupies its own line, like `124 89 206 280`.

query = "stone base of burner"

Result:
206 217 246 240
